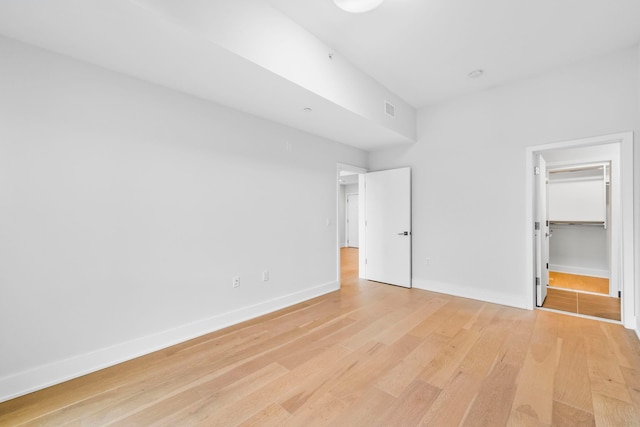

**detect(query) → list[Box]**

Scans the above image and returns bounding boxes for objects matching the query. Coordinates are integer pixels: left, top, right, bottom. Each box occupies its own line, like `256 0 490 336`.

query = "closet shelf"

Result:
549 221 605 226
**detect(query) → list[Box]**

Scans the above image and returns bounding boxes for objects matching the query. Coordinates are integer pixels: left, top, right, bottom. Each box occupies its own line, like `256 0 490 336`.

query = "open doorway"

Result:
526 132 635 328
542 161 619 320
340 172 360 249
337 164 366 286
336 164 413 289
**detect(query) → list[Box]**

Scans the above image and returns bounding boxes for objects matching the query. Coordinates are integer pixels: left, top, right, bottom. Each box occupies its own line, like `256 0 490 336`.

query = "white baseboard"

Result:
549 264 609 278
0 280 338 403
412 279 529 310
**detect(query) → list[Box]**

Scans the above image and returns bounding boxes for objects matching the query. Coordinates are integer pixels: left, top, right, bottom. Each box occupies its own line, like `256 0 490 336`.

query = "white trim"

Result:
524 132 635 329
412 279 529 309
547 161 610 172
549 264 609 279
359 174 367 278
547 286 611 297
345 192 359 248
0 280 338 403
537 307 622 324
337 163 368 174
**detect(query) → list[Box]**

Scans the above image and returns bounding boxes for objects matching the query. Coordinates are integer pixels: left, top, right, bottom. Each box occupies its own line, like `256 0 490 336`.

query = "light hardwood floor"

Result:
545 272 620 321
549 272 609 294
542 287 621 321
1 248 639 426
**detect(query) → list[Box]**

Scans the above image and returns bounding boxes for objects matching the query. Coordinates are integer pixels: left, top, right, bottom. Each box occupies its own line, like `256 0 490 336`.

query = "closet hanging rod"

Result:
549 221 605 226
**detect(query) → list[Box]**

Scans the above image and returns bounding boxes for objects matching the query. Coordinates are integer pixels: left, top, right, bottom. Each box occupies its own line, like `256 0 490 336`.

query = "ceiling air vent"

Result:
384 101 396 118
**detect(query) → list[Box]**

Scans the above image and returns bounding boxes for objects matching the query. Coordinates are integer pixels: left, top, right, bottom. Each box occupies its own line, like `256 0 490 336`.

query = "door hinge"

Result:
618 291 621 298
536 277 540 287
534 166 540 175
534 222 540 230
546 220 549 227
546 263 549 269
365 258 368 265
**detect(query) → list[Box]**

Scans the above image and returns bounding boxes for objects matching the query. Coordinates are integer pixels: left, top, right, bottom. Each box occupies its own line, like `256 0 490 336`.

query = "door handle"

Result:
397 231 409 236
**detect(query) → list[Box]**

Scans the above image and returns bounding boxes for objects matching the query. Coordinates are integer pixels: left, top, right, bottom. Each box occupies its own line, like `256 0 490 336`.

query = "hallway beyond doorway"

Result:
340 247 358 282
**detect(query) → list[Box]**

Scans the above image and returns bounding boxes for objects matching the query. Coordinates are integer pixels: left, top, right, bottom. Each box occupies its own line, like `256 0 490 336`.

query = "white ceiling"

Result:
0 0 414 150
1 0 639 150
269 0 640 108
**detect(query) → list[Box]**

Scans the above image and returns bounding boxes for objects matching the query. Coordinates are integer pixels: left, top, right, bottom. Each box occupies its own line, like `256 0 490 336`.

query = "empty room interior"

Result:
1 0 640 425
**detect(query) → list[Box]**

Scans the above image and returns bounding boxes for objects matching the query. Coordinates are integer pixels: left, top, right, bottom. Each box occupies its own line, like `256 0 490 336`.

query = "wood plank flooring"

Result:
542 288 621 321
544 271 621 321
1 247 639 426
549 271 609 294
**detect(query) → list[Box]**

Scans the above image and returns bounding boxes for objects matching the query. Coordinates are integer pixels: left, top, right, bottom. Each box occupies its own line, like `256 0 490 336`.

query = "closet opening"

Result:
336 164 366 287
525 132 635 329
543 162 619 321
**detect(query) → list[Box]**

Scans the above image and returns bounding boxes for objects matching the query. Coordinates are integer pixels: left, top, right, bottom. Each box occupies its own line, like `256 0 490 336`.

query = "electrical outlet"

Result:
262 270 269 282
232 276 240 288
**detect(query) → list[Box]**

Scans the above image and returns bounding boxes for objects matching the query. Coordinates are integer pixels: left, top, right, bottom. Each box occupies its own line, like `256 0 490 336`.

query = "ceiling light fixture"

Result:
334 0 384 14
468 69 484 79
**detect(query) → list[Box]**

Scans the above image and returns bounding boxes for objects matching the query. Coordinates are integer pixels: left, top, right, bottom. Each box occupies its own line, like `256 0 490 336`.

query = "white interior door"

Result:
346 194 359 248
364 167 411 288
536 154 550 306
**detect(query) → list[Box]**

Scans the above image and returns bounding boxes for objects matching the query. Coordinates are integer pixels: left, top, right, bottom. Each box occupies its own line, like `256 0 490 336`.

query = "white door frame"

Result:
336 163 367 285
345 192 359 248
524 132 635 328
535 154 549 306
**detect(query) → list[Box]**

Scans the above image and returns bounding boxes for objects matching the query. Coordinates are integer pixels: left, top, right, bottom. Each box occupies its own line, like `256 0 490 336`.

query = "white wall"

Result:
549 225 608 277
370 47 639 309
135 0 416 142
344 184 359 247
0 36 367 401
339 184 346 246
338 183 358 247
